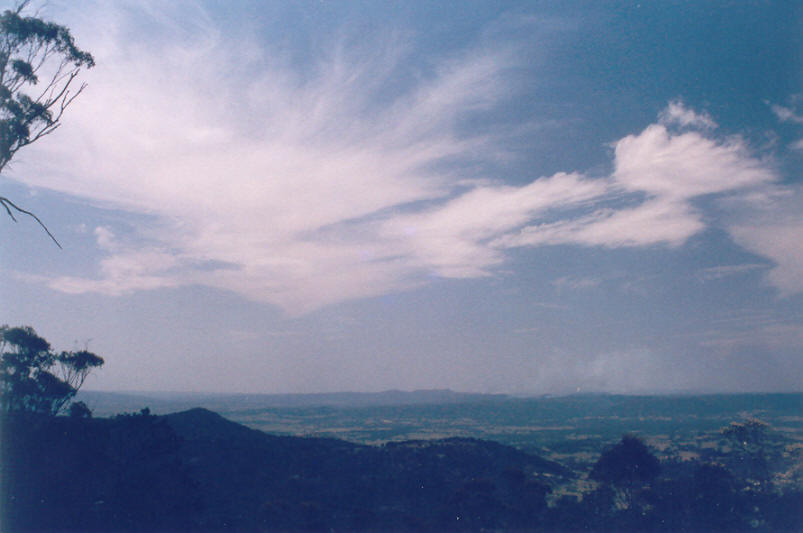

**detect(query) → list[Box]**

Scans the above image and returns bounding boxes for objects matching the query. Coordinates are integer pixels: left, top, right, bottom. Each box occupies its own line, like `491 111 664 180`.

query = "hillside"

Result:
163 408 569 531
1 408 569 532
3 404 801 531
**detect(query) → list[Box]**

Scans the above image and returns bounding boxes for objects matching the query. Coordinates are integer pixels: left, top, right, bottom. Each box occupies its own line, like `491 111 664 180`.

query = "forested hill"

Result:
1 407 568 532
2 406 801 532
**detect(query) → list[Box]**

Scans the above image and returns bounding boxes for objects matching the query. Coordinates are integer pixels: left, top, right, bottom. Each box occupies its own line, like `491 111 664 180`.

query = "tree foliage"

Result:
0 325 103 415
721 418 775 487
0 1 94 246
590 434 660 489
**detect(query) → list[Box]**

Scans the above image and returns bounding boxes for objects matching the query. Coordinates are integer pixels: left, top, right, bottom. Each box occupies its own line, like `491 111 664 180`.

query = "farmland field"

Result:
79 391 803 469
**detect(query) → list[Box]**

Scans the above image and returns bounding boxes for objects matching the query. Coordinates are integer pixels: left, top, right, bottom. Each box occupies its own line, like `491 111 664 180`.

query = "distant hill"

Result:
76 391 803 452
76 388 509 416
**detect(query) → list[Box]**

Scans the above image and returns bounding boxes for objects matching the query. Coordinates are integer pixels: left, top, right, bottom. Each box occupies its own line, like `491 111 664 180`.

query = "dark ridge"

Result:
4 403 800 532
152 409 574 531
384 437 571 477
162 407 262 440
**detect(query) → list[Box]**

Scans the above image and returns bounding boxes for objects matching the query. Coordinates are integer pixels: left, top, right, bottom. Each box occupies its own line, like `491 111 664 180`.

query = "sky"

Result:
1 0 802 395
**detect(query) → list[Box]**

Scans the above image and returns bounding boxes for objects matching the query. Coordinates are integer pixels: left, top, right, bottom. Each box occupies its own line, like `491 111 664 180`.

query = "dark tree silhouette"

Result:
591 434 661 488
0 1 94 246
68 399 92 418
0 325 103 415
688 463 745 530
720 418 774 488
590 434 660 512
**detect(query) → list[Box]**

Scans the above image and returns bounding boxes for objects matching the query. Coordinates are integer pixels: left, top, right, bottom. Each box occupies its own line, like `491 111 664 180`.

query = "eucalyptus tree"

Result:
1 325 103 416
0 1 94 246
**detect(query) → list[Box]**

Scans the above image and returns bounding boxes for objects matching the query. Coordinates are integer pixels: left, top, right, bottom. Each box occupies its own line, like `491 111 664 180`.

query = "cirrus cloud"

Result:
10 3 791 314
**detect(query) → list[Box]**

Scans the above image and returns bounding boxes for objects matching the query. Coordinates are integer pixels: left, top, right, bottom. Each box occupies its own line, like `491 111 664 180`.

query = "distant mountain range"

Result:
75 389 803 457
78 388 803 416
77 388 509 416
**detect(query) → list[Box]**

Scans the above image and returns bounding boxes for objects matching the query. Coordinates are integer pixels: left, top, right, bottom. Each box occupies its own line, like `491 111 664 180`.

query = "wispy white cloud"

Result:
611 121 772 199
496 104 775 250
496 198 705 248
20 3 521 313
378 172 606 278
11 4 794 312
771 103 803 124
696 263 768 282
659 100 716 129
49 227 182 295
699 319 803 353
769 98 803 152
516 347 687 394
552 276 600 290
726 187 803 297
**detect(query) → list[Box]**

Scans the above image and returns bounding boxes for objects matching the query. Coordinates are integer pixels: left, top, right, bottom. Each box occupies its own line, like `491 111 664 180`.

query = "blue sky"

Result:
2 1 802 394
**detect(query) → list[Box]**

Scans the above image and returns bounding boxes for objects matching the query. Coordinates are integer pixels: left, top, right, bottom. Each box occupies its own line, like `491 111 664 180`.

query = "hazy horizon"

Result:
3 1 802 395
79 386 803 398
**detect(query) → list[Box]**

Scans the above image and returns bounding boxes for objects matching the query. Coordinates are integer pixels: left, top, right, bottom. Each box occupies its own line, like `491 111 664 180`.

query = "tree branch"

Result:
1 3 94 248
0 195 61 248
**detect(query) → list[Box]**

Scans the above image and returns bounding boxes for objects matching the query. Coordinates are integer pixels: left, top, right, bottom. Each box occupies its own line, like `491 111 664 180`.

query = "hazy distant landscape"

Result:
79 389 803 460
5 389 801 531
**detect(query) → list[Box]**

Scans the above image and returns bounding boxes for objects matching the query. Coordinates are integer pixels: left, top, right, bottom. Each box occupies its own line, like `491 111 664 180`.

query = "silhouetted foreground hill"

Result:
3 408 800 532
1 410 200 532
1 408 567 532
165 408 568 531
